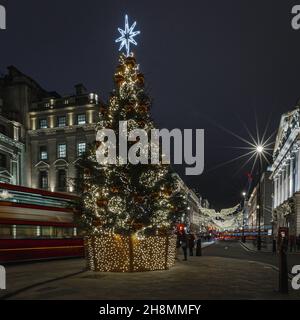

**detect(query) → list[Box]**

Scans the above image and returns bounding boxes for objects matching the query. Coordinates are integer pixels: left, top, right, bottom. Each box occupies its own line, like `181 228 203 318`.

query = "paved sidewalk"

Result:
0 258 86 300
1 255 300 300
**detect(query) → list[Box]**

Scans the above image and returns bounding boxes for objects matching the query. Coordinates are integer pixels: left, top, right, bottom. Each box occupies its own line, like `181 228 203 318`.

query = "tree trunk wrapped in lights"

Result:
76 54 187 272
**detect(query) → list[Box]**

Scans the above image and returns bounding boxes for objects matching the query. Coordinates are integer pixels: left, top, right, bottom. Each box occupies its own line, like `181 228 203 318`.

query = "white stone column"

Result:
282 170 285 202
290 158 294 198
297 150 300 192
277 175 280 206
286 164 290 200
287 166 290 198
275 178 278 208
280 173 284 204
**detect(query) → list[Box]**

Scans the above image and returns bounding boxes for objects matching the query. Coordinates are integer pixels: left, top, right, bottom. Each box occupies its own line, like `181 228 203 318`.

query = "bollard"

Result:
196 238 202 256
279 238 289 294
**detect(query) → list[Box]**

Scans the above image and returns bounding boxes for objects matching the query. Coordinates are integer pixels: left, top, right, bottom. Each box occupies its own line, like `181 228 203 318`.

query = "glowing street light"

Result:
256 145 264 154
209 116 275 250
241 191 247 242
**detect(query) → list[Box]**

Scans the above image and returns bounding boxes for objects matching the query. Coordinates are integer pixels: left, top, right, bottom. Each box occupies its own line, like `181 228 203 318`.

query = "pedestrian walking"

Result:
188 233 195 256
196 236 202 256
178 230 188 261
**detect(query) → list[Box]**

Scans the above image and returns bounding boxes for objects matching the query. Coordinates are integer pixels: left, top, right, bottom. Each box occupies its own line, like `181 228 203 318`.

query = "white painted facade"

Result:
271 107 300 237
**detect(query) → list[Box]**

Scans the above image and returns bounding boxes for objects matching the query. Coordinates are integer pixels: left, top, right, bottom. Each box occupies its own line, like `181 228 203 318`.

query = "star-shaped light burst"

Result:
209 114 275 177
115 15 141 57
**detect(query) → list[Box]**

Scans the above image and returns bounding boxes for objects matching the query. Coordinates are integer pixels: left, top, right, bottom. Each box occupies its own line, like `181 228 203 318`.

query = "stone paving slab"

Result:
0 258 86 300
2 256 300 300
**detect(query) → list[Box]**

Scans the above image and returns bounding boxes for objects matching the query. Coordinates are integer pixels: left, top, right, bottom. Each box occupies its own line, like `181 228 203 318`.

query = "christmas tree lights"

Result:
76 53 186 272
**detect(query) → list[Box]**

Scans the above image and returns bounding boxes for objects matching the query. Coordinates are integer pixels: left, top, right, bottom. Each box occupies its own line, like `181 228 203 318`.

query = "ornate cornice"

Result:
0 133 24 150
28 123 96 136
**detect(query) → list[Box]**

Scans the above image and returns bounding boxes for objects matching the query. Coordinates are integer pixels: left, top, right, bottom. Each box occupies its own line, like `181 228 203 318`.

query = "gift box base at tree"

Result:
85 234 177 272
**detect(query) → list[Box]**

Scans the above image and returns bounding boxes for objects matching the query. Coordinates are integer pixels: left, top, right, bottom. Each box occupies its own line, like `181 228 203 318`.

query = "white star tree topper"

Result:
115 15 141 57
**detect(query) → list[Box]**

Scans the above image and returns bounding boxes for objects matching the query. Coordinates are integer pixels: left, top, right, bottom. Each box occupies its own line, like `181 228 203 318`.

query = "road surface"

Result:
203 240 300 272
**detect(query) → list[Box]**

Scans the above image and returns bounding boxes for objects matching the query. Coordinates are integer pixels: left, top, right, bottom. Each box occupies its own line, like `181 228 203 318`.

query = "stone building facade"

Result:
246 170 273 233
0 115 25 185
271 107 300 237
0 66 101 193
174 173 203 232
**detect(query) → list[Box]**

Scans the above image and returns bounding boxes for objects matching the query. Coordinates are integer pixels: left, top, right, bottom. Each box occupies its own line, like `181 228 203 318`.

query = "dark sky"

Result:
1 0 300 209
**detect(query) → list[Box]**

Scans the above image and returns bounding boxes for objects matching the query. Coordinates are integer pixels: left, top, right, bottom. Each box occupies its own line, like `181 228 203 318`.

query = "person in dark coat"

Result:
188 233 196 256
178 230 188 261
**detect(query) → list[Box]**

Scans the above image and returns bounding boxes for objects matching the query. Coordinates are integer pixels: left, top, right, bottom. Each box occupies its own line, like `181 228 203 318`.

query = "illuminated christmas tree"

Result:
76 53 186 238
75 15 187 272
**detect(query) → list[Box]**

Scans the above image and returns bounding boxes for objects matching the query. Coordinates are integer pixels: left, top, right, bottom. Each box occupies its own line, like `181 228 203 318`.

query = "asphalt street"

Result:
203 240 300 272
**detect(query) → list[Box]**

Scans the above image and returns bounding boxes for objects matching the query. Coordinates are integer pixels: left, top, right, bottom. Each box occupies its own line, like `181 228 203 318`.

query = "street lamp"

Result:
241 191 247 242
256 145 264 251
256 145 264 154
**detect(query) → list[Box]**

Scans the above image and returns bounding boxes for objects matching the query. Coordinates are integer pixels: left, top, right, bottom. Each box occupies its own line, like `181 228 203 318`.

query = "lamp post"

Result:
256 145 264 251
242 191 247 243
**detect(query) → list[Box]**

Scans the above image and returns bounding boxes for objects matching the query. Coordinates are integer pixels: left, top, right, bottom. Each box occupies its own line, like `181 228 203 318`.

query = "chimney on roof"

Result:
75 83 87 96
7 66 22 78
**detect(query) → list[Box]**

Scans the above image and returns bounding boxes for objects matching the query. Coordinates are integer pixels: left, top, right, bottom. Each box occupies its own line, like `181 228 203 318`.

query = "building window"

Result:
0 124 6 135
77 142 86 156
57 169 67 192
77 114 86 125
39 171 48 189
57 116 67 128
0 153 6 168
39 119 48 129
58 144 67 158
40 146 48 160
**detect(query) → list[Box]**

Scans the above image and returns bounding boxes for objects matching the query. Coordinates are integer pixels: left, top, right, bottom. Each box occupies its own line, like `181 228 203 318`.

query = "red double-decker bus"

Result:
0 183 84 263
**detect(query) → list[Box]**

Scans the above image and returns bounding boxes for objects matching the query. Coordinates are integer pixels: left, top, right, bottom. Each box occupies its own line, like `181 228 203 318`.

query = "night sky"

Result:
1 0 300 209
